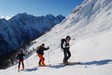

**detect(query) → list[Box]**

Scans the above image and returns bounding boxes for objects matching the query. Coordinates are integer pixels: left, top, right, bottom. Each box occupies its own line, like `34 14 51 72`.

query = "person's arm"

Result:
43 47 49 50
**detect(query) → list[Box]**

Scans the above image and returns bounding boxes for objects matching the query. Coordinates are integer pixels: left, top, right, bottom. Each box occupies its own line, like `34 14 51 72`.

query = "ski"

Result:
37 62 80 68
58 62 80 66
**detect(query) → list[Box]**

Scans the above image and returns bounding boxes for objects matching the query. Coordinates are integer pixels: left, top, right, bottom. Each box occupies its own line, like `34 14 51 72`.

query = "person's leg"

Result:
18 60 21 71
21 60 24 70
39 60 41 66
63 49 68 63
38 54 42 66
38 54 45 66
42 56 46 66
66 50 71 62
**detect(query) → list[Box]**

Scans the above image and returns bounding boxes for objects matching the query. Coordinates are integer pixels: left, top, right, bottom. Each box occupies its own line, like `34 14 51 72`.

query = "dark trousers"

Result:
18 60 24 71
63 48 71 63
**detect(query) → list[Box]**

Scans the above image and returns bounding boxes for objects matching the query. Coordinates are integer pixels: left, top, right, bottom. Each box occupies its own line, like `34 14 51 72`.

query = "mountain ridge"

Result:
0 13 65 57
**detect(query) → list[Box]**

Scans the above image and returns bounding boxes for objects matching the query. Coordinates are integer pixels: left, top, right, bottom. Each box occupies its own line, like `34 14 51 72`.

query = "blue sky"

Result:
0 0 84 19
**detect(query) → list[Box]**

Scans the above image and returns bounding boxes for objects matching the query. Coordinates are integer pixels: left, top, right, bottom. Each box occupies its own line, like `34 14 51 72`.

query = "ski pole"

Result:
48 49 50 63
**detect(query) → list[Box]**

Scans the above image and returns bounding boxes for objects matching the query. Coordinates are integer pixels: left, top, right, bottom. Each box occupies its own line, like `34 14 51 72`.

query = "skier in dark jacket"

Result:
36 43 49 66
61 36 71 64
17 50 25 72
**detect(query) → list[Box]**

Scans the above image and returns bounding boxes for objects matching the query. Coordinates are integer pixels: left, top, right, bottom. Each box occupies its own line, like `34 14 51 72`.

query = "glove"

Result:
47 47 49 49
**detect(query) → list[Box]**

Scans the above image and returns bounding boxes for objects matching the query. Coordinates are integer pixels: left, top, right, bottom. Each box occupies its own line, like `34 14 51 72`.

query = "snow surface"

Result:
1 28 112 75
0 0 112 75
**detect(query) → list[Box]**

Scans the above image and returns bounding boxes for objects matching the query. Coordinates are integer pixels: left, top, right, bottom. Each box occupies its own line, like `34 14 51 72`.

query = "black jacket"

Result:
17 53 25 60
36 46 49 55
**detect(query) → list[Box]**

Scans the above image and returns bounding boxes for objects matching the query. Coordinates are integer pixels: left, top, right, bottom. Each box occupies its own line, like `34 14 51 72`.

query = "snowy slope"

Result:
30 0 112 52
1 27 112 75
0 0 112 75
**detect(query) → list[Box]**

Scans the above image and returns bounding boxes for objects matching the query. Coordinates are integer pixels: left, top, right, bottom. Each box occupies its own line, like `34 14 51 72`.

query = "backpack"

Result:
61 39 66 49
36 46 40 53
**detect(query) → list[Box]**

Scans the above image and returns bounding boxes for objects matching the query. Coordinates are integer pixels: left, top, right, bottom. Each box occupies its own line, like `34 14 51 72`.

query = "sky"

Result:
0 0 84 19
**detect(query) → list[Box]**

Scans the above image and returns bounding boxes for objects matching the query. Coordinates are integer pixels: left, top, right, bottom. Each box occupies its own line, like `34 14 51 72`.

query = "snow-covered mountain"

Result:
0 13 65 57
31 0 112 51
0 0 112 75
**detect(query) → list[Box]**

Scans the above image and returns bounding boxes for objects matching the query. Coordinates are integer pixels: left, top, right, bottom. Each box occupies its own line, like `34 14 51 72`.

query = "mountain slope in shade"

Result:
0 13 65 57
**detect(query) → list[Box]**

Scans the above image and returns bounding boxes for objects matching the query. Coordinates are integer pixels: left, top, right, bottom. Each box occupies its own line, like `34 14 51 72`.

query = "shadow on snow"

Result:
24 59 112 70
80 59 112 66
48 65 65 69
48 59 112 69
24 67 38 72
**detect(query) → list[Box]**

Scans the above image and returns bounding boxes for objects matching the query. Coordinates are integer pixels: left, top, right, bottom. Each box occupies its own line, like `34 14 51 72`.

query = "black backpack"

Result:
61 39 66 49
36 46 40 53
